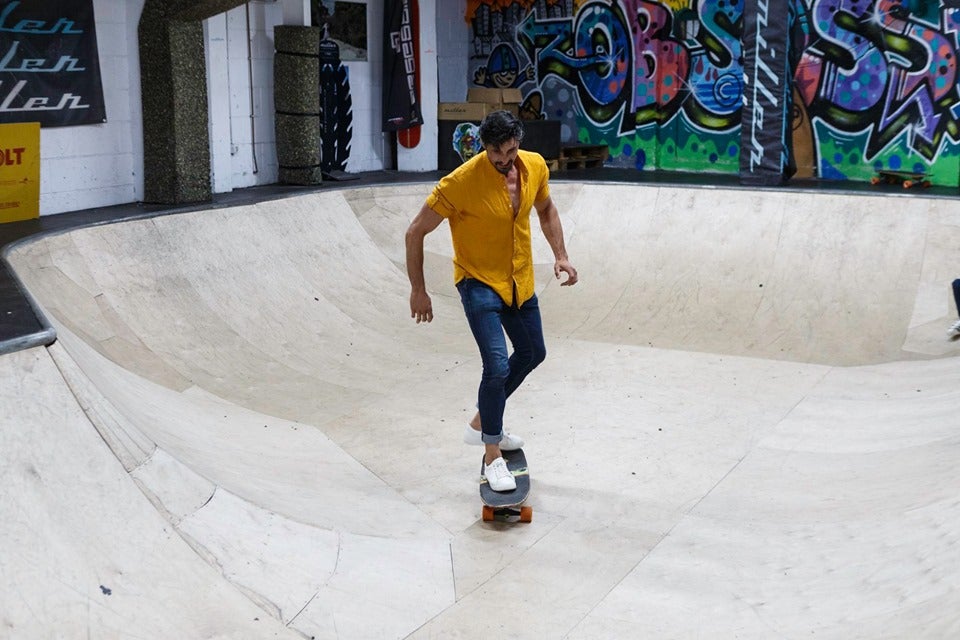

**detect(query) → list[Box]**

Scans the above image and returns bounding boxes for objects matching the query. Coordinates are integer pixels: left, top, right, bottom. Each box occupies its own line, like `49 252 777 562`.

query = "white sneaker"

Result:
948 319 960 338
482 456 517 492
463 424 525 450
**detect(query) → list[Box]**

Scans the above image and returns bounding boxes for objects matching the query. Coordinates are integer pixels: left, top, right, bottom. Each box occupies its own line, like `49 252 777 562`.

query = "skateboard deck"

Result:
479 448 532 522
397 0 421 149
870 169 931 188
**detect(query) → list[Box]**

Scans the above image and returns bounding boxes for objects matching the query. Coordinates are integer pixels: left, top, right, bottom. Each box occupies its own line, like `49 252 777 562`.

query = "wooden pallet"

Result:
556 144 608 170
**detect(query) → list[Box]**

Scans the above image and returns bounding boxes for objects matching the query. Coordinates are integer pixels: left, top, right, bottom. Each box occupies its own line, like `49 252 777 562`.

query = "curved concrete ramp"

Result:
2 182 959 638
0 346 303 639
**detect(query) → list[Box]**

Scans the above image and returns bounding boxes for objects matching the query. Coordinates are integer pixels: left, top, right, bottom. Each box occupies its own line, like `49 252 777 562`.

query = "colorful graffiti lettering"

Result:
798 0 960 176
629 0 689 119
686 0 742 120
465 0 960 184
516 1 634 127
510 0 742 168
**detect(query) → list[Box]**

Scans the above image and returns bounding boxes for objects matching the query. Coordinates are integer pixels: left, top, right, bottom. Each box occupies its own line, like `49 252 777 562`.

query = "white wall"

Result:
205 14 233 194
436 0 468 102
205 2 287 191
347 0 394 172
36 0 443 216
39 0 145 215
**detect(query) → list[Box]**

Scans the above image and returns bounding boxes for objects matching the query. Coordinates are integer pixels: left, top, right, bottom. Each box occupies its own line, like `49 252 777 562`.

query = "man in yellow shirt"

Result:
405 110 578 491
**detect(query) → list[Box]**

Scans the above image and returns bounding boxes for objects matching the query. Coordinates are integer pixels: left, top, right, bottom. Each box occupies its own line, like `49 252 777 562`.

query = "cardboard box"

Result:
466 87 500 104
466 88 522 105
439 102 496 121
501 88 522 104
438 102 519 121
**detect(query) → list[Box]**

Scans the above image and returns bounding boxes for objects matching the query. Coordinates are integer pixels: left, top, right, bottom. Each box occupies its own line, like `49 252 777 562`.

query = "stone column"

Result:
274 26 324 185
138 0 248 204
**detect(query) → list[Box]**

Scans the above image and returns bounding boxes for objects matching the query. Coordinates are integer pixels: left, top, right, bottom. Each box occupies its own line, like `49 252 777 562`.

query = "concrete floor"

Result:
1 180 959 638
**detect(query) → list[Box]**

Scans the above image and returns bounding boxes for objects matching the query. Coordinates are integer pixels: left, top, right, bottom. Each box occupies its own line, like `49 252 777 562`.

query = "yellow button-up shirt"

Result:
427 149 550 307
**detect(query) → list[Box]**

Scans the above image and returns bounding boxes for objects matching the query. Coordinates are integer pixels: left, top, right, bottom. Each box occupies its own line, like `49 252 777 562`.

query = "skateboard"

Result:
479 448 532 522
870 169 931 188
397 0 421 149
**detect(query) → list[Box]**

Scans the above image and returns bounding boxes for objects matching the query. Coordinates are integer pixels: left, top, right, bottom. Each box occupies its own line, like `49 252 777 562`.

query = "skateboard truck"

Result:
482 505 533 523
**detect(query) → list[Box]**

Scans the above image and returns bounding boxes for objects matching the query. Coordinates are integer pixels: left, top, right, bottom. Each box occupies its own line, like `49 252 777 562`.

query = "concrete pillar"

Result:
274 26 324 185
138 0 248 204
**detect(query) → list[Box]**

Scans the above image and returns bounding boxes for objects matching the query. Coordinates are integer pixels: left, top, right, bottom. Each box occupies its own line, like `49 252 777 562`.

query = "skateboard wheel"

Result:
482 505 495 522
903 180 913 188
519 506 533 523
870 176 881 185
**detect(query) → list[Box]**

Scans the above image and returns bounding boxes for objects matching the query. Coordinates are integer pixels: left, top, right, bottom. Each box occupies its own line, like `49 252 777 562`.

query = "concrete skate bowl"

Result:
3 181 960 639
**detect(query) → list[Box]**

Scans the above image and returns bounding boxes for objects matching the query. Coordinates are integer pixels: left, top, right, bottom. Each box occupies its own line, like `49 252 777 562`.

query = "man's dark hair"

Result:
479 110 524 148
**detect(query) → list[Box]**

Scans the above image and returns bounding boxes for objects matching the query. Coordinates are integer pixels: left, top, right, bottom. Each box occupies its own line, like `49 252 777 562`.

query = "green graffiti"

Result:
814 120 960 185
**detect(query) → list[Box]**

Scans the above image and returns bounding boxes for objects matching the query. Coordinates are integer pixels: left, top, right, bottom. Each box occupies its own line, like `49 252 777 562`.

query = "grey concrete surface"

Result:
1 182 958 638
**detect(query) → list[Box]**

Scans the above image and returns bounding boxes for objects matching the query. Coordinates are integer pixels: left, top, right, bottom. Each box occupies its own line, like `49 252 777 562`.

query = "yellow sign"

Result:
0 122 40 223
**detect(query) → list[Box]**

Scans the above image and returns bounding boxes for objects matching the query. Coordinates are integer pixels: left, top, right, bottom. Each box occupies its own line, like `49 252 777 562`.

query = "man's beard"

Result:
493 159 514 175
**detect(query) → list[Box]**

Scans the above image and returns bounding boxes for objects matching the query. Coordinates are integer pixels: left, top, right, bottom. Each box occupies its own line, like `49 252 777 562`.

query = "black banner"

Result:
739 0 792 186
382 0 421 131
320 34 353 173
0 0 106 127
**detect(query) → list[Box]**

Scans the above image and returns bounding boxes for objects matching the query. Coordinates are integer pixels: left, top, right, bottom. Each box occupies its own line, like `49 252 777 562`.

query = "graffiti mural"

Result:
466 0 746 172
795 0 960 183
465 0 960 185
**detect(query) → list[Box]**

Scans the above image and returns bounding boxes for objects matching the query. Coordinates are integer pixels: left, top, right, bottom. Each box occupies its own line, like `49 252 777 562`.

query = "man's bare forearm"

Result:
406 204 444 290
536 196 578 286
538 200 569 261
405 226 427 292
405 204 445 323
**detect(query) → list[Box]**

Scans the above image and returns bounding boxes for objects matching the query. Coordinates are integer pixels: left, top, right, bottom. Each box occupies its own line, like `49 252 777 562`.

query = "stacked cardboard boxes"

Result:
438 88 522 122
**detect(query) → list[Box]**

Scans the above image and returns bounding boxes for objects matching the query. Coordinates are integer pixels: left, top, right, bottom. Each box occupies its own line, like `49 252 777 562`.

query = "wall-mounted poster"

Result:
0 122 40 223
311 0 368 62
0 0 106 127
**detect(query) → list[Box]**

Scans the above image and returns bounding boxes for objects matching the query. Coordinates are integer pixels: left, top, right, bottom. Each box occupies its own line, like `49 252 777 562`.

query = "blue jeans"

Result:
456 278 546 444
953 279 960 317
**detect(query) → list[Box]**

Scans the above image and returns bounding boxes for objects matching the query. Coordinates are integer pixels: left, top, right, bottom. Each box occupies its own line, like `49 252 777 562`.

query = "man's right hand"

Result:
410 289 434 324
